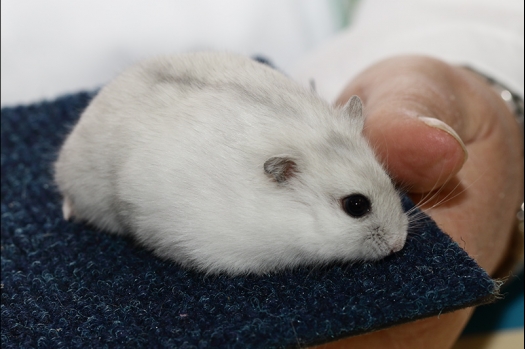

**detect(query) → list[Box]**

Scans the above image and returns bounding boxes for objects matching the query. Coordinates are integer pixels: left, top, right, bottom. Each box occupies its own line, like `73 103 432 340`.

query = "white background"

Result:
1 0 344 107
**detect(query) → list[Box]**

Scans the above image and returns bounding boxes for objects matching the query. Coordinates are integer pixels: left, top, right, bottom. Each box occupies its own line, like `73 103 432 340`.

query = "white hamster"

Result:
54 52 408 275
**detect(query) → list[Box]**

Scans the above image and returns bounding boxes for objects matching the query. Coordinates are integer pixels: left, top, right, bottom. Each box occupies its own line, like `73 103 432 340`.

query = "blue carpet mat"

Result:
1 91 498 348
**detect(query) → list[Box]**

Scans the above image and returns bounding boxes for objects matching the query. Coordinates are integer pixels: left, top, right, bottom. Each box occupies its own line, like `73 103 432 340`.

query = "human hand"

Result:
314 56 524 349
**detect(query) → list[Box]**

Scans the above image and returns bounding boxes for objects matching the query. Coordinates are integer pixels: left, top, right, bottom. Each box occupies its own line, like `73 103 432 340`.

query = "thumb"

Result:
335 58 468 193
364 102 467 193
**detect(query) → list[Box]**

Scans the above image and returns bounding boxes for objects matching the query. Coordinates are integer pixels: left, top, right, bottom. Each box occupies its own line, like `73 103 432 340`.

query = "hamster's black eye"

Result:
342 194 371 218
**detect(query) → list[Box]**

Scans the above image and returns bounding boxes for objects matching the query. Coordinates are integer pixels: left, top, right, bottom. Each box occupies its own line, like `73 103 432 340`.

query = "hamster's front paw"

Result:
61 197 75 221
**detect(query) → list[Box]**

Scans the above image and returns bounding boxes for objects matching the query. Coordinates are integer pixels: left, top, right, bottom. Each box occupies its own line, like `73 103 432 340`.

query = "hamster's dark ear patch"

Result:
342 95 365 128
264 156 297 183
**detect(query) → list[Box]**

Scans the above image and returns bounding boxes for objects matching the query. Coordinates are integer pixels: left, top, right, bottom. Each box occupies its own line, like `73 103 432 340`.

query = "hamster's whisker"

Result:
406 163 451 214
426 176 465 210
406 210 432 228
406 164 447 212
394 178 415 193
427 167 488 210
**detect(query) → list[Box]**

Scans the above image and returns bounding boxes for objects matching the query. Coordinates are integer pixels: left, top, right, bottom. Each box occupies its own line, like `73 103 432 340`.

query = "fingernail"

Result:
418 116 468 162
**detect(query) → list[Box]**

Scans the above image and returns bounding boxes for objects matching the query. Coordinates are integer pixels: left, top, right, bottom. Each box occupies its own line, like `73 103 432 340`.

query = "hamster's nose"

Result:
390 238 406 254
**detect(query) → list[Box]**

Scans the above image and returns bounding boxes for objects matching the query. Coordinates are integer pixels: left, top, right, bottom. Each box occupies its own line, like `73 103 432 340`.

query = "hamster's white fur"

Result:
54 52 408 275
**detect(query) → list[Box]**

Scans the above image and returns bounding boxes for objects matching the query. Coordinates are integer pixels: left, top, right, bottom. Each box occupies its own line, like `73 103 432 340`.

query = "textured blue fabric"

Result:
1 92 498 348
463 269 524 334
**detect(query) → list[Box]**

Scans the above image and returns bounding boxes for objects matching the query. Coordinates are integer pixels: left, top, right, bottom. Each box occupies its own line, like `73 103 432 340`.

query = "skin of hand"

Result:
312 56 524 349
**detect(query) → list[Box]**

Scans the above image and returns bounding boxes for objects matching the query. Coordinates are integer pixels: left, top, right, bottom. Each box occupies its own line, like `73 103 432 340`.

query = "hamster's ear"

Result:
264 156 298 184
342 95 364 128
